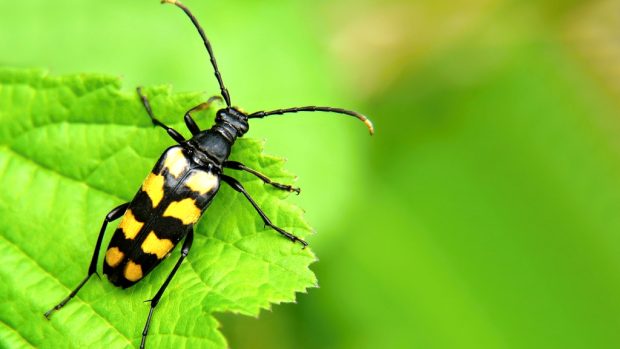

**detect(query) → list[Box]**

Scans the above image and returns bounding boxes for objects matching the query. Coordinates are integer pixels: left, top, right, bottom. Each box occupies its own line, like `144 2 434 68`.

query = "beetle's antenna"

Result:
249 106 375 135
162 0 231 107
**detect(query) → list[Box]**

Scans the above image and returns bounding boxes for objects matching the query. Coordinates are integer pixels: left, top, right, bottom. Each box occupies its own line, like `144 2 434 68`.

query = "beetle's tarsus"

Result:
292 236 308 248
43 309 54 320
272 182 301 194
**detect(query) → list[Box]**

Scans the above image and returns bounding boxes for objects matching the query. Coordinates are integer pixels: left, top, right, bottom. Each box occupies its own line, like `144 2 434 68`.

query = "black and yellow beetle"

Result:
44 1 373 348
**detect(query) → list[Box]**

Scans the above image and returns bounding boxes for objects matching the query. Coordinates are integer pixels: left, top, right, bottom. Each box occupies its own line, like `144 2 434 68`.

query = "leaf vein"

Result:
1 146 127 203
0 318 36 349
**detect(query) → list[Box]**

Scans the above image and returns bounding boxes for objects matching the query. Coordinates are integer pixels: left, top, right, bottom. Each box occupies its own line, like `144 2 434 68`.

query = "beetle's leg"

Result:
184 95 223 135
136 87 186 143
141 228 194 349
221 175 307 247
223 160 300 194
44 202 129 319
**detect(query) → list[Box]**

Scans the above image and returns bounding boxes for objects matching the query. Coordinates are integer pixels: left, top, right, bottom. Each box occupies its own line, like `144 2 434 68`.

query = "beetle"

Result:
44 0 373 348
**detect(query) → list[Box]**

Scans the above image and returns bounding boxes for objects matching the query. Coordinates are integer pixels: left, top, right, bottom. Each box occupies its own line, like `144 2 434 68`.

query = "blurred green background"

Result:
3 0 620 348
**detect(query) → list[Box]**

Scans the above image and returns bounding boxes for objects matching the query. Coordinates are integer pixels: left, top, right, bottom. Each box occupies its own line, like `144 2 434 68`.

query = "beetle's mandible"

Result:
44 1 373 347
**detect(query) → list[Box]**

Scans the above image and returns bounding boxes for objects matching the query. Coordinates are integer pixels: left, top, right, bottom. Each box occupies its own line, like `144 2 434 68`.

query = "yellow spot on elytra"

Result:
124 260 143 282
185 171 218 195
141 231 174 259
105 247 124 267
118 209 144 240
142 172 165 208
163 147 188 178
163 198 201 225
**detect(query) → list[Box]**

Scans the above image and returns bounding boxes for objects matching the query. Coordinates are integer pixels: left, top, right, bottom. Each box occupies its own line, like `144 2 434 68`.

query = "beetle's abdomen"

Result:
103 146 220 288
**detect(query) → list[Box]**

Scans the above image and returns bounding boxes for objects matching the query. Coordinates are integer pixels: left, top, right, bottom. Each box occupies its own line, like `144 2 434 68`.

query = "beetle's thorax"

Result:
187 107 249 167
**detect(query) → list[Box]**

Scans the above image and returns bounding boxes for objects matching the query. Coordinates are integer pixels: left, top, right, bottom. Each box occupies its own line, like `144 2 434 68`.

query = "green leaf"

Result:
0 67 317 349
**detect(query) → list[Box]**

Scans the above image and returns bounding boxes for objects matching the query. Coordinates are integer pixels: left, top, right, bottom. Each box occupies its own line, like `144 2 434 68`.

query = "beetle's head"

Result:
215 107 249 137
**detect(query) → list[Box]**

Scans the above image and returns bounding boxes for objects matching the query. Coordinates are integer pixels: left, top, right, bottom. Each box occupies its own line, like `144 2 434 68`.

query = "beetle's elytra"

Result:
103 145 220 288
44 1 373 348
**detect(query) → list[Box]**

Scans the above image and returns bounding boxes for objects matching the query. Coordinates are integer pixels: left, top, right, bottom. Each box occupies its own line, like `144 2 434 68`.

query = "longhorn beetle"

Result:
44 0 374 347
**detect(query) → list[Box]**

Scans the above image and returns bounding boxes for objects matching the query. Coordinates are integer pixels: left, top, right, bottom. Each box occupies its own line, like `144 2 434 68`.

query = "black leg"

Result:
223 160 300 194
141 229 194 349
136 87 186 143
44 202 129 319
183 95 223 135
220 175 307 247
